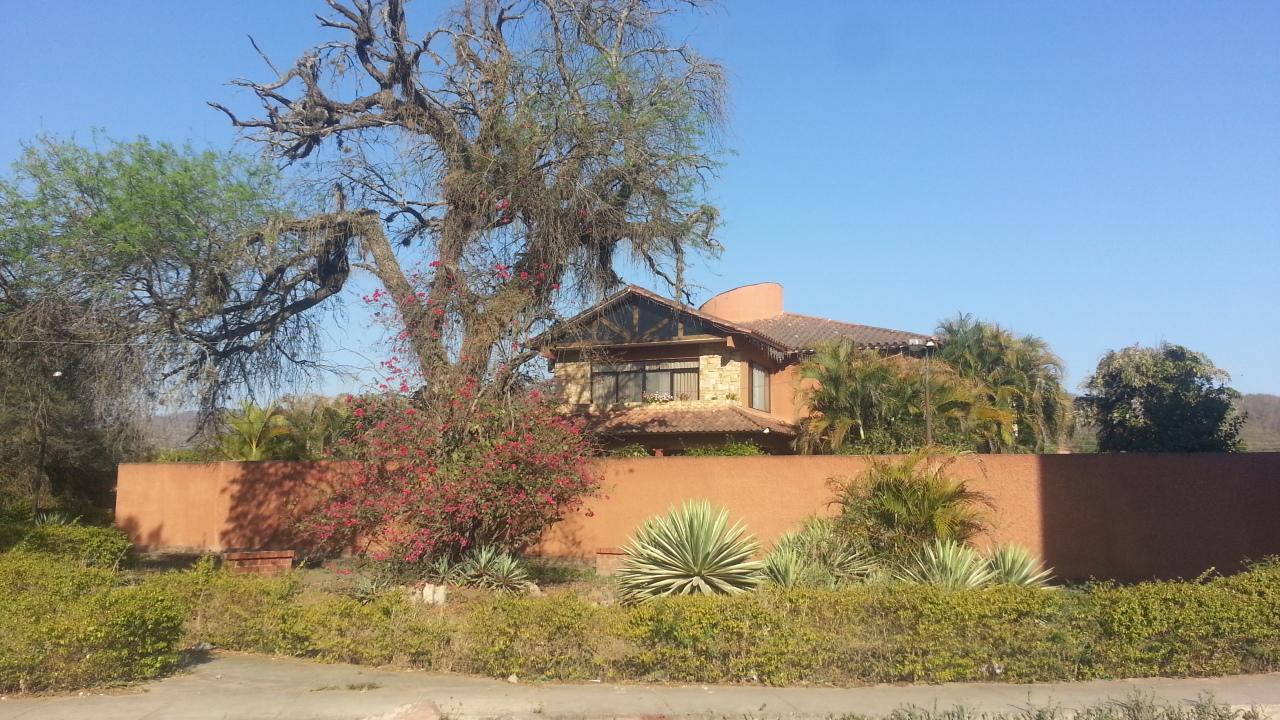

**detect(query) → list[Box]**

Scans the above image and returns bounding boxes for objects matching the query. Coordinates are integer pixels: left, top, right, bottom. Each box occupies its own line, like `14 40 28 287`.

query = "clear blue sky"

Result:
2 1 1277 394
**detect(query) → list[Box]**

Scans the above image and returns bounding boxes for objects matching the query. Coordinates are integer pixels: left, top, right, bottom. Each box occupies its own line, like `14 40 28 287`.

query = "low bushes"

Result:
4 549 1280 692
0 552 182 692
16 524 132 569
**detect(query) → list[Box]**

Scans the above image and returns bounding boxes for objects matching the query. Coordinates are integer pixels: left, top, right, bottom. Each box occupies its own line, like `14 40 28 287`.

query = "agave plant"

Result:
897 539 995 588
616 500 763 603
762 545 811 588
32 511 80 527
986 544 1054 587
767 517 876 588
458 546 531 593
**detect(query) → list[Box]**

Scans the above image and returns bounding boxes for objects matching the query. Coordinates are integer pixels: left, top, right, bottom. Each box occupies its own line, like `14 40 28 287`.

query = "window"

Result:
591 360 699 404
750 363 770 412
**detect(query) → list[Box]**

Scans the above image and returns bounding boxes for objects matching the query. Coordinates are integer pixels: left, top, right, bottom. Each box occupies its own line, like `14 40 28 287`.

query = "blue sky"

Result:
2 1 1277 394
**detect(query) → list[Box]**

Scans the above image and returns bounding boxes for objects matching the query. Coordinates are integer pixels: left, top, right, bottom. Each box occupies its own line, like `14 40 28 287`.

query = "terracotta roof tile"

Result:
577 405 796 436
736 312 932 351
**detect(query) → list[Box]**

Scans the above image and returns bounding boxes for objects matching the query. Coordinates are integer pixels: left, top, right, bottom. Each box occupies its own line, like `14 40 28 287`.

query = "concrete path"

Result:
1 653 1278 720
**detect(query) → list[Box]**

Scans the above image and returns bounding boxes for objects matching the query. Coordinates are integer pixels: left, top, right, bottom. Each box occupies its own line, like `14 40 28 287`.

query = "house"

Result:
535 282 934 453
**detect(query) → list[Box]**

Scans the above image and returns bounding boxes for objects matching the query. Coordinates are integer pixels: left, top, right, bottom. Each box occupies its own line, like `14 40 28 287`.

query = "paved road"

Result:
1 653 1278 720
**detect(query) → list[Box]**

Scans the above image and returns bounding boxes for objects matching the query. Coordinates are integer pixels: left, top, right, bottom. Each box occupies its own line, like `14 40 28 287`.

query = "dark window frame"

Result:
591 359 700 404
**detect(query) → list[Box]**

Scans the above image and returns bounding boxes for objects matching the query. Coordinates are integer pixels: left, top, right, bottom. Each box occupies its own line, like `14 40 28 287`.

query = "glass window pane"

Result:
673 369 698 401
592 373 616 404
751 365 770 411
618 372 643 402
645 371 672 396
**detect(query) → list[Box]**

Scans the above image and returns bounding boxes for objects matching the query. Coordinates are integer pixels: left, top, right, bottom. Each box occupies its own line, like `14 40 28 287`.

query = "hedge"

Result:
5 551 1279 692
16 524 132 569
148 559 1280 685
0 552 183 692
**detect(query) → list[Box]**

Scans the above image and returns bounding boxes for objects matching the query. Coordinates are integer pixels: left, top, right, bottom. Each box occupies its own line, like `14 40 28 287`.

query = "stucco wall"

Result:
117 453 1280 581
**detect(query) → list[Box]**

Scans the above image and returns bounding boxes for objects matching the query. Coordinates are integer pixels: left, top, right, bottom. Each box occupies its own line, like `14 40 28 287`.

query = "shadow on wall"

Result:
1037 453 1280 582
219 461 356 553
115 516 166 551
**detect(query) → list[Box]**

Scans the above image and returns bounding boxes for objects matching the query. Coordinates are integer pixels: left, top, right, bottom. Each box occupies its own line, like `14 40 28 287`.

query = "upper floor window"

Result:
591 360 699 404
749 363 770 412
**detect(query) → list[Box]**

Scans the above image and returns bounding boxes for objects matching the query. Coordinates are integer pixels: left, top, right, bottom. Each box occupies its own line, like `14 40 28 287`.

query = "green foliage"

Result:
459 594 609 679
0 553 182 692
17 524 132 569
897 540 995 589
215 401 299 461
986 544 1055 587
609 443 651 458
936 314 1071 453
616 500 763 603
456 546 531 593
1081 343 1245 452
765 517 876 588
683 439 765 456
831 453 990 561
798 318 1071 455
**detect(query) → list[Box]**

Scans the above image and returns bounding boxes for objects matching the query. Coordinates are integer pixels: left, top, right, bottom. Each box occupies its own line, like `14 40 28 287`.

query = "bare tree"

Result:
214 0 726 396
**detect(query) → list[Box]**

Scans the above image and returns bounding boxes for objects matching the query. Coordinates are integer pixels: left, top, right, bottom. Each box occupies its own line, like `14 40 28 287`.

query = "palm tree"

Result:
797 342 902 453
797 341 979 454
217 402 298 461
830 452 990 560
936 314 1069 452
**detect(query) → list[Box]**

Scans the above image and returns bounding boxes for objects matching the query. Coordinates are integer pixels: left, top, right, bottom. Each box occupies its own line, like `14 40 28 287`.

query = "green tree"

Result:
796 341 980 454
1079 343 1244 452
936 314 1070 452
1 136 335 422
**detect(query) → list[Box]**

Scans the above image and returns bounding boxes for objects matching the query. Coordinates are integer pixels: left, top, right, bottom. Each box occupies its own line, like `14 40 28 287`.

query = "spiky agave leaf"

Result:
762 545 810 588
616 500 763 603
897 539 995 588
986 544 1054 587
459 546 530 593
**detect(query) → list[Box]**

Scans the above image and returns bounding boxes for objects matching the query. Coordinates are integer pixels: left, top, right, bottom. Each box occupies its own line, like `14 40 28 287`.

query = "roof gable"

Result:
534 285 781 351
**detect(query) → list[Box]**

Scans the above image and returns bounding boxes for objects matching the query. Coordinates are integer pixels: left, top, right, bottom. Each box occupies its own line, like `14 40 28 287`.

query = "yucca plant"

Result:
986 544 1054 587
458 546 530 593
616 500 763 603
897 539 995 588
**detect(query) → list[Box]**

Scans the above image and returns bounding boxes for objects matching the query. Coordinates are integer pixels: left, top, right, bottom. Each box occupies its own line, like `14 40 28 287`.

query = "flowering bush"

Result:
304 383 599 568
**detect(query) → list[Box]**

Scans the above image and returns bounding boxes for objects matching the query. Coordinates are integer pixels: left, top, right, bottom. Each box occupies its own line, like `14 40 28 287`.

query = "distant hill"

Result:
1241 394 1280 452
140 411 202 450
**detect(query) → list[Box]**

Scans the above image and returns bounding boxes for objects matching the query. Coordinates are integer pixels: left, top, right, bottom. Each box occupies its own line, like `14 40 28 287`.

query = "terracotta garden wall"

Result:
116 453 1280 581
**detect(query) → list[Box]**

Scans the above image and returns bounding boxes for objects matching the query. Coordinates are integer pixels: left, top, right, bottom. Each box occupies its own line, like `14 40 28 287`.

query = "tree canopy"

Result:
215 0 727 398
1079 343 1244 452
797 316 1071 455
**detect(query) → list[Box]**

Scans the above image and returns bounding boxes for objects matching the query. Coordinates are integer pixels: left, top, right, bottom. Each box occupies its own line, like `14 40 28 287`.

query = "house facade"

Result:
536 282 933 453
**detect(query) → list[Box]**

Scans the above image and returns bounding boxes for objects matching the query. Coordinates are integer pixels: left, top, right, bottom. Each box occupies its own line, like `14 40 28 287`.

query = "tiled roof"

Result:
736 313 933 351
577 405 796 437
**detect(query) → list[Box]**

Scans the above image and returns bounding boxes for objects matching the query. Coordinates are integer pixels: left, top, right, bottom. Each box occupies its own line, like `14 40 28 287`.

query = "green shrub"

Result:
17 524 132 569
683 439 764 456
459 593 609 679
0 553 182 692
830 453 990 561
0 518 29 551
